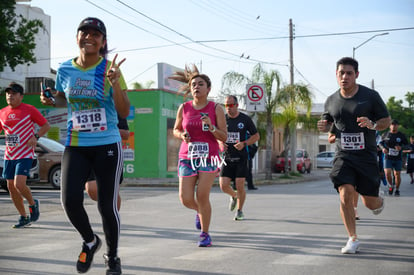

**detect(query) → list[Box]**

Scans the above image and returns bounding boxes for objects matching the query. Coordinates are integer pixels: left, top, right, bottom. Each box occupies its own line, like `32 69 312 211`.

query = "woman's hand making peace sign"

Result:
107 54 126 85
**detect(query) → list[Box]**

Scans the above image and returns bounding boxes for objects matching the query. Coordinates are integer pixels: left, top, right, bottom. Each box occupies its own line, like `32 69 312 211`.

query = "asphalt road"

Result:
0 169 413 275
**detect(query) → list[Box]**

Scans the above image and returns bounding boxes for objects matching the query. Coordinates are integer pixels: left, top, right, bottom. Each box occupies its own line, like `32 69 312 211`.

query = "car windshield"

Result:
38 137 65 152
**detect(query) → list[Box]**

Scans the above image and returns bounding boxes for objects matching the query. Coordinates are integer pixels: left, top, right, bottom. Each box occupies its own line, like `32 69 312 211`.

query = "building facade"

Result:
0 3 53 91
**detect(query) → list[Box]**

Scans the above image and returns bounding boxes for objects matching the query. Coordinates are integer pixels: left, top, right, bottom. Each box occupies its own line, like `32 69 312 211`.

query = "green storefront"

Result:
124 89 184 178
0 89 185 179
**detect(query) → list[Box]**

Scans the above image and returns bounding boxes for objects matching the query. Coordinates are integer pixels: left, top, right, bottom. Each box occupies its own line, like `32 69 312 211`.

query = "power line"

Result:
112 2 414 71
86 1 414 68
85 0 282 66
83 0 232 62
126 63 157 84
84 0 190 48
205 0 286 32
189 0 283 36
115 0 196 44
295 27 414 39
47 2 414 89
40 12 413 67
194 27 414 43
294 66 329 99
114 0 284 66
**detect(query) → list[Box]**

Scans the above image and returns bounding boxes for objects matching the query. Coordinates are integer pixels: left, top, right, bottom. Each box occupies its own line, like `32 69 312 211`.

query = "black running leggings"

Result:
61 142 123 257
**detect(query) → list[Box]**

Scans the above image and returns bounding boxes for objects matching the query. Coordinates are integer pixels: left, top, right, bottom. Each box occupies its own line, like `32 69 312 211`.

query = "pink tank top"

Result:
178 101 220 160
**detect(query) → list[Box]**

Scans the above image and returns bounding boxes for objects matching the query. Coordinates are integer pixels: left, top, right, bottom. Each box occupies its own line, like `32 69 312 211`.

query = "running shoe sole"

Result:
341 238 360 254
12 216 31 228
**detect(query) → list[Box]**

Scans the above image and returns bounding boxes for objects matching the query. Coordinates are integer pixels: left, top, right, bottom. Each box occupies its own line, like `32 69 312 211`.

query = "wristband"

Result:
369 120 377 130
209 125 216 133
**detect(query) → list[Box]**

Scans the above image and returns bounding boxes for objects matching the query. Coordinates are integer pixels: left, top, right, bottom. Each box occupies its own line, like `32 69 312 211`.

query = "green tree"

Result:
0 0 44 72
275 84 313 174
221 63 282 180
386 94 414 136
405 92 414 110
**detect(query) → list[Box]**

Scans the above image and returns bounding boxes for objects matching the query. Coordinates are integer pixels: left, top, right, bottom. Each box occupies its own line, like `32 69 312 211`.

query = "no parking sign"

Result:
246 84 265 112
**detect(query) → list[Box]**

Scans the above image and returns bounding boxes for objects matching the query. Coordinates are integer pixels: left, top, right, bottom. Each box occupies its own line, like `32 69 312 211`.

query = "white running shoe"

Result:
341 237 360 254
372 190 385 215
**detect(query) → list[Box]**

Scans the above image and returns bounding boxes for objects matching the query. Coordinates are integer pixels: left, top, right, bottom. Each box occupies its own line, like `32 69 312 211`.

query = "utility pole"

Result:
289 18 298 173
289 19 294 85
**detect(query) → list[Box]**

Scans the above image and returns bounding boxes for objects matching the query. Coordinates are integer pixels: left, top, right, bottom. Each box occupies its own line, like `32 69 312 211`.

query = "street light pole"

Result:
352 32 389 59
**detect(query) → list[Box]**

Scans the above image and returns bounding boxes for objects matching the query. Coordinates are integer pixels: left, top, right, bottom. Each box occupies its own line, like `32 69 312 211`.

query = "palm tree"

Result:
275 84 313 174
405 91 414 110
221 63 282 180
131 80 155 90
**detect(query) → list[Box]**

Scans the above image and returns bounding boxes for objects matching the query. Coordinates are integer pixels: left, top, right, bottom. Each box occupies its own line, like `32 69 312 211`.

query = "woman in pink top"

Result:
171 65 227 247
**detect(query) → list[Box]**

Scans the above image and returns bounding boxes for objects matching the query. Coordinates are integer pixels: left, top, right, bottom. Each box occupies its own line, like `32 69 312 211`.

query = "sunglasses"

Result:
224 103 237 108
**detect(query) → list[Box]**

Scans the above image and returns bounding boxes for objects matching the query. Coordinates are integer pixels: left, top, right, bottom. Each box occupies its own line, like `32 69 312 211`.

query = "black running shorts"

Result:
220 159 248 179
330 153 380 196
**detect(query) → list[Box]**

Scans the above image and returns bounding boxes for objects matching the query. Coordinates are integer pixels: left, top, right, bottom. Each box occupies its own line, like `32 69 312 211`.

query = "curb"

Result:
122 170 330 187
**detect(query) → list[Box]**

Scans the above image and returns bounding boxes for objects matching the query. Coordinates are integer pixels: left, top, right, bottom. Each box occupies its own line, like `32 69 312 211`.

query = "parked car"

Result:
316 151 335 168
274 149 312 173
35 137 64 189
0 136 63 191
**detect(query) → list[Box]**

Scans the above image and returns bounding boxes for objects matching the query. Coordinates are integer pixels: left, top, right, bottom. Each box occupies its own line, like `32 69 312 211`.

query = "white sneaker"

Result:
341 237 360 254
372 190 385 215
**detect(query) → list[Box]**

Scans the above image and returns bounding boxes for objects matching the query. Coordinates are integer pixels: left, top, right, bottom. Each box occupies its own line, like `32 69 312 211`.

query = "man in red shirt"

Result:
0 82 50 228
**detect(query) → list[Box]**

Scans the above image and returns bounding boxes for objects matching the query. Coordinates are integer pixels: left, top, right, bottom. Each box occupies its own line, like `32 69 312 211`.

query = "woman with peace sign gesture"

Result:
40 17 129 274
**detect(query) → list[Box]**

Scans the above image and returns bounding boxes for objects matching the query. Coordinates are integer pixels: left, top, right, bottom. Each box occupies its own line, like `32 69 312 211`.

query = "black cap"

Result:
391 119 399 125
77 17 106 36
5 82 24 94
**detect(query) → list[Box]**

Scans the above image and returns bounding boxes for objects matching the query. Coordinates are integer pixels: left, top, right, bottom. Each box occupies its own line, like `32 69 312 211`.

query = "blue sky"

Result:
28 0 414 104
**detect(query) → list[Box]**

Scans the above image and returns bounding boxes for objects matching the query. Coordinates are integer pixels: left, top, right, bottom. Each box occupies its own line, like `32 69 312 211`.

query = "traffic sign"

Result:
246 84 265 112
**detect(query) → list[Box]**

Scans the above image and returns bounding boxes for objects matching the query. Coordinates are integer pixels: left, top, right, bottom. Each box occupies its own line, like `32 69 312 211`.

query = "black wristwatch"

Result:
34 134 40 140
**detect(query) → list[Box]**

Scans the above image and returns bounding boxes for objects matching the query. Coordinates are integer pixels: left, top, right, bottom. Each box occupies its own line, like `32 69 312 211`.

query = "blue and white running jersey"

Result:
56 57 127 147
